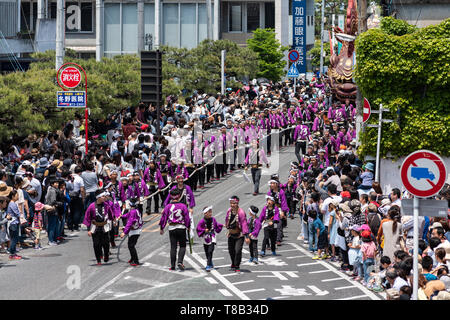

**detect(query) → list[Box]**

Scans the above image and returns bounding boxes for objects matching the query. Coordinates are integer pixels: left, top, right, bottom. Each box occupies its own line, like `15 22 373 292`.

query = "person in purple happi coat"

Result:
196 206 223 271
247 205 261 264
120 198 143 266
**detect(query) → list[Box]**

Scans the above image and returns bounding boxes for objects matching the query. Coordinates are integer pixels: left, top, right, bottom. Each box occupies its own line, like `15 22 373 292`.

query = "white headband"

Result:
268 180 279 185
266 195 275 201
96 192 108 199
249 207 258 215
203 206 213 214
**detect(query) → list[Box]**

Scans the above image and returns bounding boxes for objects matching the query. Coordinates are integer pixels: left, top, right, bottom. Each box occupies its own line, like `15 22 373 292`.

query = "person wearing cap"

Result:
120 198 144 266
196 206 223 271
247 205 261 264
244 139 270 196
83 189 115 265
32 202 47 250
357 162 374 191
159 188 191 271
259 195 281 257
225 195 249 273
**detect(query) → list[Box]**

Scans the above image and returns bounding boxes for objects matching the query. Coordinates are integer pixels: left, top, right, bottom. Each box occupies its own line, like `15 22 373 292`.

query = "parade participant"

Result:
143 160 165 214
128 171 150 215
259 195 281 256
159 188 191 271
247 205 261 264
225 195 250 273
83 189 115 265
267 175 289 245
196 206 223 271
244 139 270 196
104 181 122 248
281 175 298 219
157 153 174 204
120 198 144 266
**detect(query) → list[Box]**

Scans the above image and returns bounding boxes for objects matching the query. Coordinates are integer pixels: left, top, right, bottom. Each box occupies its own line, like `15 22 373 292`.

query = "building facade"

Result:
1 0 315 59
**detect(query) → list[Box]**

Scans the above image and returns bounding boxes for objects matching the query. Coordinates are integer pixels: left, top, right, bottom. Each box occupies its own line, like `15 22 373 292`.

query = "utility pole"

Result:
206 0 212 39
137 0 145 54
55 0 65 70
96 0 104 61
221 50 226 94
319 0 325 75
154 0 160 49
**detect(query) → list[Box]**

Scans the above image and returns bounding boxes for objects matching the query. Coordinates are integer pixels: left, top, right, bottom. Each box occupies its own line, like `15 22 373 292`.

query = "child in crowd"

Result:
310 210 328 260
422 256 438 281
247 205 261 264
367 255 391 291
32 202 45 250
361 230 377 285
348 226 362 280
196 206 223 272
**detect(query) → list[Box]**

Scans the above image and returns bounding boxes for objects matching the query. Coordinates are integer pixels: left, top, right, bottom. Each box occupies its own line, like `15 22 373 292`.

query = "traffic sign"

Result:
57 91 86 108
400 150 447 198
59 66 82 88
363 98 371 123
287 63 300 78
288 50 300 63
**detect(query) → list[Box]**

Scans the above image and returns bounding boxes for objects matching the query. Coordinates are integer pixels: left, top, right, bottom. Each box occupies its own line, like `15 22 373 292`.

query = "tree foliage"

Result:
308 39 331 69
355 17 450 158
246 28 289 82
0 50 140 140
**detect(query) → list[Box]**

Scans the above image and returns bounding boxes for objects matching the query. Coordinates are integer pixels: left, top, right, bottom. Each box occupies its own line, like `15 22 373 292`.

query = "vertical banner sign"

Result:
337 14 345 54
292 0 306 74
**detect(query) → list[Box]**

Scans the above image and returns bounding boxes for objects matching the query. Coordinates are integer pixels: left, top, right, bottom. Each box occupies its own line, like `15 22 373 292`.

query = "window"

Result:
65 1 93 32
122 3 137 53
181 4 196 48
163 3 179 46
247 2 260 32
104 3 120 53
229 4 242 32
265 2 275 29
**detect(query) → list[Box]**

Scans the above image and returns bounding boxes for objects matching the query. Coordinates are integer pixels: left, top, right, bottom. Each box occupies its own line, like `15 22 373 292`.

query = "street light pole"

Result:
319 0 325 75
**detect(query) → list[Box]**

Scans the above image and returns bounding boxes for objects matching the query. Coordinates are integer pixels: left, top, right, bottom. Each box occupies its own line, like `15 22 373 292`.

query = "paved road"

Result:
0 146 385 300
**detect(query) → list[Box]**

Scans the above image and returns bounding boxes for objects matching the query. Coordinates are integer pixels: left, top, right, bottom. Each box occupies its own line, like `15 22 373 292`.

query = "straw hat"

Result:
51 160 63 169
0 182 13 197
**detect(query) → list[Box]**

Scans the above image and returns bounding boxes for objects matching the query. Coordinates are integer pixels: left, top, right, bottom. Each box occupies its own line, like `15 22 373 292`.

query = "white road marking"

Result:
335 285 357 290
336 295 369 300
309 269 332 274
275 249 300 253
241 288 265 294
190 251 250 300
231 280 255 285
123 276 166 287
286 255 307 259
297 262 320 267
142 262 201 278
287 242 382 300
205 277 218 284
321 277 344 282
219 289 233 297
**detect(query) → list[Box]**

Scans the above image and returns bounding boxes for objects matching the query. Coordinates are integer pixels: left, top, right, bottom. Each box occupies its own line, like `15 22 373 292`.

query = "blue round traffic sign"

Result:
288 50 300 63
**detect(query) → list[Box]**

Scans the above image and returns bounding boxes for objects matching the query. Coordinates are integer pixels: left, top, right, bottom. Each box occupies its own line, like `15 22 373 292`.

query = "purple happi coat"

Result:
159 202 190 229
196 217 223 245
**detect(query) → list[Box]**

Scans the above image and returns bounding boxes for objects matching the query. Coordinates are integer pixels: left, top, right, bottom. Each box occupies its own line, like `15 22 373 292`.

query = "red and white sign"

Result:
400 150 447 198
363 98 371 123
59 66 82 88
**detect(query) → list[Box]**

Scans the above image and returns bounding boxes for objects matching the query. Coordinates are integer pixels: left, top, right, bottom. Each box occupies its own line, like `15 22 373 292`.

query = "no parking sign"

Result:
400 150 447 198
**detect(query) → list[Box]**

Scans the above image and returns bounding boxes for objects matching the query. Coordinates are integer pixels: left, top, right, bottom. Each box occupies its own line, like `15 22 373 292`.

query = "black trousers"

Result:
187 166 197 191
262 226 277 252
109 222 119 246
128 234 140 264
169 228 187 268
203 243 215 266
249 239 258 259
288 199 298 217
228 236 244 268
68 197 83 231
198 166 206 186
148 185 160 213
251 168 262 193
295 141 307 163
92 230 110 263
206 164 215 183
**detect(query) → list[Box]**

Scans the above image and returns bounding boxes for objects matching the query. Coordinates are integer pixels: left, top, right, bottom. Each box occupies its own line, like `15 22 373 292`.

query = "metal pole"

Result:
319 0 325 75
206 0 212 40
221 49 225 94
137 0 145 54
55 0 65 70
95 0 104 61
154 0 160 49
37 0 45 20
213 0 220 40
156 50 161 136
375 104 382 183
412 196 419 300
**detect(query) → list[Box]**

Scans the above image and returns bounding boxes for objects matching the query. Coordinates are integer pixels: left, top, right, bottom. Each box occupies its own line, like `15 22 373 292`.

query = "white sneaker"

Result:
48 242 58 246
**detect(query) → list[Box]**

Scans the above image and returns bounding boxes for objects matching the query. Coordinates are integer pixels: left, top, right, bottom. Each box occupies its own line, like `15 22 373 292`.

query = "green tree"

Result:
314 0 347 38
308 39 331 69
247 28 289 82
355 17 450 158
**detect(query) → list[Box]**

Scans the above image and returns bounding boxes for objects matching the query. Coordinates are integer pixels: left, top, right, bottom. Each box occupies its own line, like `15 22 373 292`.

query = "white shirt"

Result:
393 276 410 291
322 195 342 227
72 174 85 193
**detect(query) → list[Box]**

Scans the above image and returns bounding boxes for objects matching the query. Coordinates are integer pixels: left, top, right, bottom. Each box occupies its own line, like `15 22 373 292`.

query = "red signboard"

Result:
59 66 82 89
363 98 371 123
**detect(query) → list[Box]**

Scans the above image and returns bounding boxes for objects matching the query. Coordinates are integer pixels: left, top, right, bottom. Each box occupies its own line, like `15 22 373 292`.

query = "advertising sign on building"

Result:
292 0 306 74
